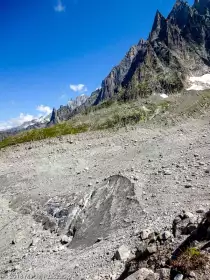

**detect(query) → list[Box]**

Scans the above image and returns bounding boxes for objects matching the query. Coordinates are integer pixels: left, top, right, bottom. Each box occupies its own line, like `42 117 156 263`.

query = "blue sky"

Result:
0 0 193 129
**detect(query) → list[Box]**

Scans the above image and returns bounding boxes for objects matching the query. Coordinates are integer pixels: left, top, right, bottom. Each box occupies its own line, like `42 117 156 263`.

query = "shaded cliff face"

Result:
94 0 210 103
95 43 145 104
67 94 88 111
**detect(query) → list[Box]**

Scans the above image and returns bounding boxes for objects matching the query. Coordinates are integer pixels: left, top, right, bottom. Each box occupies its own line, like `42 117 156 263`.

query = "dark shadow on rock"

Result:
69 175 143 249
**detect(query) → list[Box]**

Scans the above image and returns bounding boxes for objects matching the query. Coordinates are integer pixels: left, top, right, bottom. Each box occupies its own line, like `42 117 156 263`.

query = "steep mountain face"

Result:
3 0 210 134
36 0 210 126
95 43 144 103
94 0 210 104
68 94 88 111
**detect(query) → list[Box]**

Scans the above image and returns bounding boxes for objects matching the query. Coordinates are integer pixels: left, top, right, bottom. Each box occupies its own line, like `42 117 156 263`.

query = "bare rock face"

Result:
67 94 88 111
49 108 60 125
93 0 210 105
13 175 142 250
95 43 144 103
36 0 210 123
49 94 88 124
69 175 142 248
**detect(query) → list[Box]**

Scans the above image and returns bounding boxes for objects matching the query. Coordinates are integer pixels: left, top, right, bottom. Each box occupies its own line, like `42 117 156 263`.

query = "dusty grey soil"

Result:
0 117 210 279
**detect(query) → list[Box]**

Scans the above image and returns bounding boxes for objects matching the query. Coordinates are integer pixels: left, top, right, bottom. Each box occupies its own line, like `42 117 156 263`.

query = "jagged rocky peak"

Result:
49 108 60 125
149 10 167 42
48 94 88 124
46 0 210 118
194 0 210 13
97 0 210 103
67 94 88 111
168 0 192 29
97 43 143 103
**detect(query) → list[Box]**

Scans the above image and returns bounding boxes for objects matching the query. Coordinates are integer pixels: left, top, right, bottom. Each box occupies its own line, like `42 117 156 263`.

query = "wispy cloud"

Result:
60 94 67 99
0 105 52 131
70 84 88 93
36 105 52 115
54 0 65 12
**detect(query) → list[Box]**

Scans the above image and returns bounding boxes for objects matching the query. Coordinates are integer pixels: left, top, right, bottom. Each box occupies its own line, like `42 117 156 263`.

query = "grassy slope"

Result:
1 90 210 149
0 123 88 149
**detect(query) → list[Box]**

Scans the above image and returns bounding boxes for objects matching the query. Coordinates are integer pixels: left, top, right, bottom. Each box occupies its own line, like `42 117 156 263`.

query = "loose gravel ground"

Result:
0 117 210 279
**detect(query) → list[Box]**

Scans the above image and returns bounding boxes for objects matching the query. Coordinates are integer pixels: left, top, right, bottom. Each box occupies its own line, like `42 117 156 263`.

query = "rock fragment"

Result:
114 245 131 262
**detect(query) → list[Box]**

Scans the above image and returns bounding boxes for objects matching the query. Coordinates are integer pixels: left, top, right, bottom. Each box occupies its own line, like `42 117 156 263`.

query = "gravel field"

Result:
0 117 210 279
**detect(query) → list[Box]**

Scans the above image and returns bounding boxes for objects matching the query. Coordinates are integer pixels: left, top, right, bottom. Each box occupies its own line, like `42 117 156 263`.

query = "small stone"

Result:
186 177 192 182
88 183 93 187
114 245 131 261
140 229 152 240
158 268 170 280
198 162 205 166
14 265 21 271
205 168 210 174
30 238 39 247
174 274 183 280
183 212 194 219
185 184 193 188
163 169 172 175
161 231 172 240
147 245 157 254
60 235 72 245
188 271 196 278
95 237 103 243
125 268 154 280
196 208 205 214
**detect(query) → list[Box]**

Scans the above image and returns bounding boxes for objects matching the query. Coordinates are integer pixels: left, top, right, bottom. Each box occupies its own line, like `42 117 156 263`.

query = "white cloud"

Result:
60 94 67 99
36 105 52 115
0 113 35 131
54 0 65 12
0 105 52 131
70 84 88 93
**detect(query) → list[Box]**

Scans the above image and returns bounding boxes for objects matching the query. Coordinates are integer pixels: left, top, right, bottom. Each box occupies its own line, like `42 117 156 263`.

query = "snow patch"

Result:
160 93 168 99
187 74 210 91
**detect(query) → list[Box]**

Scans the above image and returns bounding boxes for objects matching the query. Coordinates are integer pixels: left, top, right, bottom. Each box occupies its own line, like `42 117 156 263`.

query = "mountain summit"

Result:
88 0 210 106
31 0 210 124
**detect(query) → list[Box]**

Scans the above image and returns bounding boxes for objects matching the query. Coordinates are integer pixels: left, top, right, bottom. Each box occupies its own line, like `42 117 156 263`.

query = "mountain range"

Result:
50 0 210 123
2 0 210 136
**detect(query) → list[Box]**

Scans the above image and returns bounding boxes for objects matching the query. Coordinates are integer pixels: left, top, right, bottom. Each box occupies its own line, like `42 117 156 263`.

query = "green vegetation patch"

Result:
171 247 208 274
0 123 88 149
